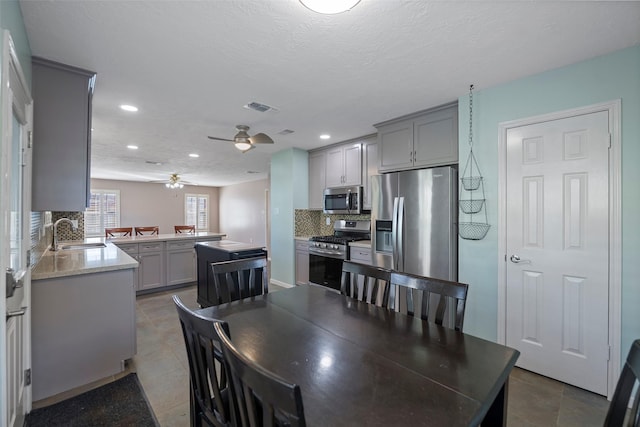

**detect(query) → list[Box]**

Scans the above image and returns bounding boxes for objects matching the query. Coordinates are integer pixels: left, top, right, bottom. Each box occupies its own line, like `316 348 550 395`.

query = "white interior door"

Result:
2 31 33 427
505 110 610 395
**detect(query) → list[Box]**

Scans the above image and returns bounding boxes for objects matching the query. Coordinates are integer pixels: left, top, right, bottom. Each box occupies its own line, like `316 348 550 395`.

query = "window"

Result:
85 190 120 237
185 193 209 231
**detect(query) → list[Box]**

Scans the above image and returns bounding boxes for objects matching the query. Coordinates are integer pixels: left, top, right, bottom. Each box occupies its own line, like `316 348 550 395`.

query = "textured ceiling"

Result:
19 0 640 187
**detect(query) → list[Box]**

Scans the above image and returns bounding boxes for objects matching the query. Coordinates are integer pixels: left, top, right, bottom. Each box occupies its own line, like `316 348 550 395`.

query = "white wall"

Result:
90 179 220 234
219 178 269 245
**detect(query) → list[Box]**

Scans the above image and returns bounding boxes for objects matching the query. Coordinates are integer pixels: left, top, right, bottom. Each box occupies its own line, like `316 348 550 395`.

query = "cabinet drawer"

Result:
138 242 165 253
167 240 196 251
350 248 372 264
116 244 138 255
295 240 309 252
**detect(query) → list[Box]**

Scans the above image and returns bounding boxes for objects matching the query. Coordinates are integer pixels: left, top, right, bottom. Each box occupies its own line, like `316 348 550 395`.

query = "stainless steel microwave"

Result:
323 186 362 215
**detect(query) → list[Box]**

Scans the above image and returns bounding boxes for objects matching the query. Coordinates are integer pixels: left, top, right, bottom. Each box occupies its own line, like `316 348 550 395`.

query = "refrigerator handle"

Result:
398 197 405 272
392 197 399 270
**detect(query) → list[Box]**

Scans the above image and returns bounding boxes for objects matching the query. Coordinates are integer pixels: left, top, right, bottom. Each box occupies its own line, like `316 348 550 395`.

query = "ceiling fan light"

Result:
299 0 360 14
235 141 253 151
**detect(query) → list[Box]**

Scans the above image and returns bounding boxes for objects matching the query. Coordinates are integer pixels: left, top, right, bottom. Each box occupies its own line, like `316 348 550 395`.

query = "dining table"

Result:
196 284 520 426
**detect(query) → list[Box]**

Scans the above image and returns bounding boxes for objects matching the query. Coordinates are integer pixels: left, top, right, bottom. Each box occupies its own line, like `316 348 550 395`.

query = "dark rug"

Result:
26 373 159 427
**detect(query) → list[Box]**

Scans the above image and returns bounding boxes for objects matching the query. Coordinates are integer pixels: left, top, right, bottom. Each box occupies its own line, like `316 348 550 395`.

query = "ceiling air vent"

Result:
244 101 279 113
145 160 164 166
278 129 295 135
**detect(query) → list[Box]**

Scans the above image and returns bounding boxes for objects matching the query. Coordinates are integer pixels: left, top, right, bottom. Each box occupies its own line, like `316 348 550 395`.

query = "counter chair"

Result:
105 227 133 238
173 295 234 427
604 339 640 427
388 271 469 332
210 258 268 306
175 225 196 234
340 261 392 308
134 226 159 236
214 322 306 427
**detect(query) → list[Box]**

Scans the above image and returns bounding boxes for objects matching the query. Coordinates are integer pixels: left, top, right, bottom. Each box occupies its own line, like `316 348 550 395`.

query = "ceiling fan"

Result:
149 173 192 189
207 125 274 153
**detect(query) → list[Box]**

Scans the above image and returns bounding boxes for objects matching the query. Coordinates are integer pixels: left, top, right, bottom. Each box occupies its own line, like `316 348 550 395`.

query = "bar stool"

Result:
105 227 133 238
174 225 196 234
134 226 159 236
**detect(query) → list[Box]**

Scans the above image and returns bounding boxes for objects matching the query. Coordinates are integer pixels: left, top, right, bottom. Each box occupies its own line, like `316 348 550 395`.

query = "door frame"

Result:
496 100 622 399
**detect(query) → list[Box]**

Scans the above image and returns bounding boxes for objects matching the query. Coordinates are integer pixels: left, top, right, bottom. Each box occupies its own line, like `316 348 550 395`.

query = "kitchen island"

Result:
31 242 138 401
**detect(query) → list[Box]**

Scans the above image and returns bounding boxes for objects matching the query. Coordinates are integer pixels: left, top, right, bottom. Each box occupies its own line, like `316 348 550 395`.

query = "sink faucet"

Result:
51 218 78 251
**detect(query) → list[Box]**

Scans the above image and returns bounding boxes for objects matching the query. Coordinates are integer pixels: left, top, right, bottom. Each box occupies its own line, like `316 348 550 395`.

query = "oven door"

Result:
309 252 343 292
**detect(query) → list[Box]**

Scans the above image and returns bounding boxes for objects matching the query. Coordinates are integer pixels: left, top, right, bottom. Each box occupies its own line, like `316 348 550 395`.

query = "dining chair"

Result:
134 226 159 236
604 339 640 427
173 295 235 427
210 257 268 306
214 322 306 427
175 225 196 234
340 261 392 307
388 271 469 332
104 227 133 238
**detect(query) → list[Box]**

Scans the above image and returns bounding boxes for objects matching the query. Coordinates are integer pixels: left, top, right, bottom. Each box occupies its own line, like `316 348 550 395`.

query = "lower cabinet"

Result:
138 242 165 291
166 240 197 286
349 246 372 265
295 240 309 285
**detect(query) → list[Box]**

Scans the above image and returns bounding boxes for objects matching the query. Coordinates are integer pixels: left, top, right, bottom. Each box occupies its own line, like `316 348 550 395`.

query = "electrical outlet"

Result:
71 220 78 228
325 217 331 225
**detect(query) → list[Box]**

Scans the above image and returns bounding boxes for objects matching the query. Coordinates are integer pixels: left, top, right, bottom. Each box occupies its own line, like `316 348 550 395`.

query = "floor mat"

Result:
26 373 159 427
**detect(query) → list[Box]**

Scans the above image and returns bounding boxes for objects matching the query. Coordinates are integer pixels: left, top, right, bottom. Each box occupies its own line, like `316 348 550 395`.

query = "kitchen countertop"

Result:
196 239 266 253
294 236 312 241
350 240 371 248
106 231 226 244
32 241 138 280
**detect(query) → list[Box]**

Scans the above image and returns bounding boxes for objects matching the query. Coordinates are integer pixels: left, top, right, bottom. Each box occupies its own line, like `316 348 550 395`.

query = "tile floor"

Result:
35 283 611 426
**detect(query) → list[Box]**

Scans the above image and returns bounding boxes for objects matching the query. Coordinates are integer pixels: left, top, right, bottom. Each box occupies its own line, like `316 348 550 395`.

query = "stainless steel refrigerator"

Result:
371 166 457 282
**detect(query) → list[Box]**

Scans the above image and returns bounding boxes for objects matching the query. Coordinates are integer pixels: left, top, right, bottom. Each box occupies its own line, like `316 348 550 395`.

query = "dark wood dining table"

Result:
196 284 519 427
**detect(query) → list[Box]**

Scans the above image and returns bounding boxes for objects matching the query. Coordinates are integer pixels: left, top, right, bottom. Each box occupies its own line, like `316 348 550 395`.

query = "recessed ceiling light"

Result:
189 153 199 158
120 104 138 112
320 134 331 140
299 0 360 14
127 145 138 150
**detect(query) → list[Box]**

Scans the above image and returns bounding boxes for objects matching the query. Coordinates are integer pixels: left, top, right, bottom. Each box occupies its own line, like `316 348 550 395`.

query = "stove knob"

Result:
332 245 338 250
320 243 326 248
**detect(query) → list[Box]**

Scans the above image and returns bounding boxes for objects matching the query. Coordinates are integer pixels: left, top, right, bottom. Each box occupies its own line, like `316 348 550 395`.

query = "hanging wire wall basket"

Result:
459 84 491 240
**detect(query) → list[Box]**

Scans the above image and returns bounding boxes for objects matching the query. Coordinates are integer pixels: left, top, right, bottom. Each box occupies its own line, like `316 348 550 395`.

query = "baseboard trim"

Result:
270 279 294 288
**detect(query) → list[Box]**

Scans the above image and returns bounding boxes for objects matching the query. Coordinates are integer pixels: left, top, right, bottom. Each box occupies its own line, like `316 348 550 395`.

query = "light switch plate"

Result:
325 217 331 225
71 220 78 228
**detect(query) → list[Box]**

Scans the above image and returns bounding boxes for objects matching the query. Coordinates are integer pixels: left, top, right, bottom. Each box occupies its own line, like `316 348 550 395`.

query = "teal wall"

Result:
270 148 309 285
458 45 640 359
0 0 31 85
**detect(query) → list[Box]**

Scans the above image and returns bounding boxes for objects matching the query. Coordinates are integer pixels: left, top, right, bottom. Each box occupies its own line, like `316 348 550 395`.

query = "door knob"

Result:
510 255 531 264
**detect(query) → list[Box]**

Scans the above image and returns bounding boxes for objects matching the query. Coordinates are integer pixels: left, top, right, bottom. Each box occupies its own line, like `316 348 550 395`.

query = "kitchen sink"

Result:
60 242 107 250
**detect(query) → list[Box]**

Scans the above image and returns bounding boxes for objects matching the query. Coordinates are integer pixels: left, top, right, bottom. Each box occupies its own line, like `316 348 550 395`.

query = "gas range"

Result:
308 220 370 260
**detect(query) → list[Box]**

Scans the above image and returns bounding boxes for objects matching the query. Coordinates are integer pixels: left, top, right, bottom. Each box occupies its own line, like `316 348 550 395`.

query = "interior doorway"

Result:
497 100 622 398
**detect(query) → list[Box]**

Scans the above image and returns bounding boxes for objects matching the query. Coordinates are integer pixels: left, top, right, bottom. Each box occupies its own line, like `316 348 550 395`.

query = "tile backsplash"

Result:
295 209 371 237
51 211 85 241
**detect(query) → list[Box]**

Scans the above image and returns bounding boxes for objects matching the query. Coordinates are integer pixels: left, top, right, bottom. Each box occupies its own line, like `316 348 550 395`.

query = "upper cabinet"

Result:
375 103 458 173
308 151 326 210
325 143 362 188
32 57 96 212
361 137 378 210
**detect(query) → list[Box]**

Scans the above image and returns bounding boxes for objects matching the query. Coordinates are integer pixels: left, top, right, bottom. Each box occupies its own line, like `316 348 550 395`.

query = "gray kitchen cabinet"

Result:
361 137 378 210
308 151 326 209
31 268 136 401
166 240 197 286
295 240 309 285
350 245 372 265
137 242 165 291
376 103 458 173
325 143 362 188
31 57 96 211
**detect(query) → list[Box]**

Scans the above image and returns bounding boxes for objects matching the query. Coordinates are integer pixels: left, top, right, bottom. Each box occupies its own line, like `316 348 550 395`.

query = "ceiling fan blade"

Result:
207 136 234 142
249 133 274 144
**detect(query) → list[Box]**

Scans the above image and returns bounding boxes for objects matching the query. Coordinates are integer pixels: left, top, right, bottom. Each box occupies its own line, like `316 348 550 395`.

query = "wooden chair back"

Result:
173 295 234 427
604 339 640 427
105 227 133 238
389 271 469 332
210 257 268 306
175 225 196 234
214 322 306 427
340 261 392 307
134 226 159 236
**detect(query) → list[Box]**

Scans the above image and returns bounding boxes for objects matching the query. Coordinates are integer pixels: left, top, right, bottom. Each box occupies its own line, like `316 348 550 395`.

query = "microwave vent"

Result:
244 101 279 113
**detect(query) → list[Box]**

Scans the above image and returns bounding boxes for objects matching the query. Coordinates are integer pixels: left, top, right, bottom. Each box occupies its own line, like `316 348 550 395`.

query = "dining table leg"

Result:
481 377 509 426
